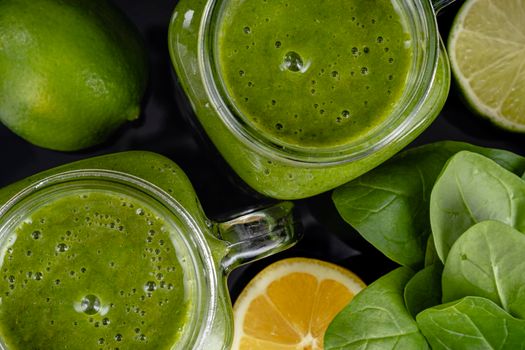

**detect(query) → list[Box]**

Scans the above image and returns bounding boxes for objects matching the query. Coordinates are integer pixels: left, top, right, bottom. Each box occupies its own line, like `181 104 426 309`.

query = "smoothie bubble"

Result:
31 230 41 240
56 243 69 252
144 281 157 292
282 51 304 72
80 294 101 315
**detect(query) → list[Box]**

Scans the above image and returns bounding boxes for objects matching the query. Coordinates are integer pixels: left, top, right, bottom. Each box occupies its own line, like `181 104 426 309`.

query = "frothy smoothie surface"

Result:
217 0 412 148
0 191 189 349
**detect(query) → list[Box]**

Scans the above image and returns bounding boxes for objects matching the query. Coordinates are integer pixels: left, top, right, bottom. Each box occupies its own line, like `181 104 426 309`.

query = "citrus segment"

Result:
232 258 365 350
448 0 525 132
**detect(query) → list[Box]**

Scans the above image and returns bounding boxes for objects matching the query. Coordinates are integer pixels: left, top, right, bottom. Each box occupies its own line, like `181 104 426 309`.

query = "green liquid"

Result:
217 0 412 148
0 191 189 349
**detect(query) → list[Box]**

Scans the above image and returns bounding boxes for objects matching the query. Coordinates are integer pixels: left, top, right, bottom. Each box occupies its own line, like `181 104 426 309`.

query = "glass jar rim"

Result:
199 0 441 166
0 169 217 349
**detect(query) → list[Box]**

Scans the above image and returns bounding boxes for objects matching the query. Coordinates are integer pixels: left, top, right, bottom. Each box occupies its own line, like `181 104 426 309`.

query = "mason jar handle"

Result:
432 0 456 14
216 202 298 273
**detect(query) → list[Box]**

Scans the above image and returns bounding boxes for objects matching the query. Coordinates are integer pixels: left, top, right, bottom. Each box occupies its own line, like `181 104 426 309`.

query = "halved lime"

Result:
448 0 525 132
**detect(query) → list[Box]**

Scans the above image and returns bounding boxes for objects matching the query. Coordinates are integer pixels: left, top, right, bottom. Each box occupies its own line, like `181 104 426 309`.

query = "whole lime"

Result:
0 0 148 151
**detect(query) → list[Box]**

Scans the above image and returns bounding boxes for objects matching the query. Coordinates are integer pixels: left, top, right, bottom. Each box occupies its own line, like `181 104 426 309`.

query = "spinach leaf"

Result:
404 263 443 318
324 267 429 350
430 151 525 262
442 220 525 318
333 141 525 268
417 296 525 350
424 235 439 267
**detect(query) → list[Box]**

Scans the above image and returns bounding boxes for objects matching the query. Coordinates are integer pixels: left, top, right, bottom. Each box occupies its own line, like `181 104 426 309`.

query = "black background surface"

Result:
0 0 523 303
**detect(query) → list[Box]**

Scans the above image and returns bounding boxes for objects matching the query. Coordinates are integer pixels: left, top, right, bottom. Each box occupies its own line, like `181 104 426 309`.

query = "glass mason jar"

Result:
169 0 455 200
0 152 297 349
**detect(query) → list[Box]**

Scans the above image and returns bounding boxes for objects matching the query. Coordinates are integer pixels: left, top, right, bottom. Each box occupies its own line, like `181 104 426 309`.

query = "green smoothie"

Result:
170 0 450 199
0 190 189 349
217 0 412 148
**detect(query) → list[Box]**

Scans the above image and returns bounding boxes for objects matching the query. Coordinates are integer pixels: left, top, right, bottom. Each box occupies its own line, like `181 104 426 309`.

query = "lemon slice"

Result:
448 0 525 132
232 257 365 350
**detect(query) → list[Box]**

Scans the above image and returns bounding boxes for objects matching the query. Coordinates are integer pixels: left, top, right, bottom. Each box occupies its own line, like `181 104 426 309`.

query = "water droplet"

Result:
342 110 350 118
377 36 384 43
282 51 304 72
55 279 60 285
361 67 369 75
144 281 157 292
34 272 43 281
275 123 283 130
56 243 68 253
80 295 101 315
102 317 110 326
156 273 163 280
31 230 41 240
388 57 394 63
363 46 370 54
331 71 339 78
351 47 358 56
243 26 251 34
115 334 123 342
239 70 245 77
7 275 15 284
388 74 393 80
136 208 145 216
275 41 281 48
98 338 105 345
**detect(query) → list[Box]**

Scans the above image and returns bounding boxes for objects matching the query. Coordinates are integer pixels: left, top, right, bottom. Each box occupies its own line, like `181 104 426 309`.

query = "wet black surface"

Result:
0 0 522 303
